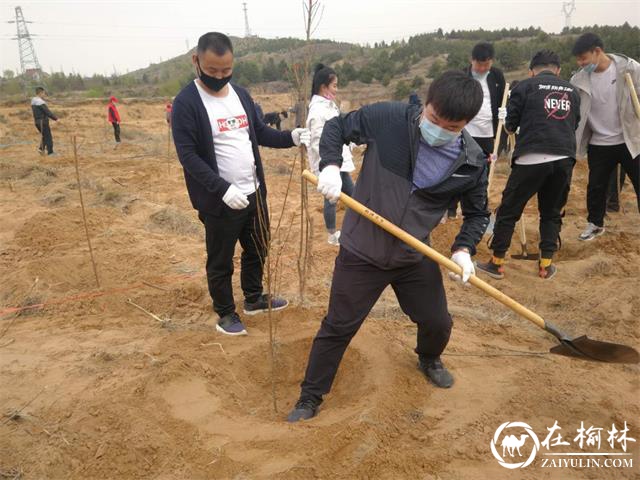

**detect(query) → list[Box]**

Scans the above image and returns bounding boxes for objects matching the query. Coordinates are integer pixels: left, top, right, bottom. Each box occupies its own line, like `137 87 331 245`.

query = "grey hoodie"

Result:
570 53 640 158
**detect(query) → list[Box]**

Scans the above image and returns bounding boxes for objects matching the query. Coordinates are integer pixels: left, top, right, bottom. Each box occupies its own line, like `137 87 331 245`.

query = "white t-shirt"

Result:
465 76 493 138
515 153 566 166
194 81 258 195
588 62 624 146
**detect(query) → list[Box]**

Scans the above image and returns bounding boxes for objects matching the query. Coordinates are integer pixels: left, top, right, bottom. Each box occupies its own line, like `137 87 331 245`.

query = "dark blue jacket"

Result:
172 81 294 214
320 102 489 268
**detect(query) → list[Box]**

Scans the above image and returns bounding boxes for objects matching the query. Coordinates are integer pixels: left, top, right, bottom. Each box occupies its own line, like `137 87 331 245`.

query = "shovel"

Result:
303 170 639 364
511 216 539 261
484 84 511 237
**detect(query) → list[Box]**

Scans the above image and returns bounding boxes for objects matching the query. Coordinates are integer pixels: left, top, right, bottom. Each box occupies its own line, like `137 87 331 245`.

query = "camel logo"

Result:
490 421 541 469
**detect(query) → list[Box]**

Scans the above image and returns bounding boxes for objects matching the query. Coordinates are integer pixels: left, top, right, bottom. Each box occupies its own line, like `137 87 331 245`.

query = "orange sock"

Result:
539 258 552 268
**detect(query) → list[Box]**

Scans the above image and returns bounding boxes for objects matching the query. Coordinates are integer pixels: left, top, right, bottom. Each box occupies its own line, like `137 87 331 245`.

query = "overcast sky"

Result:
1 0 638 76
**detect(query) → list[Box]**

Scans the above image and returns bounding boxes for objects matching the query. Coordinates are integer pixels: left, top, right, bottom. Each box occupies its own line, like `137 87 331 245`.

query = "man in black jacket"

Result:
31 86 59 155
477 50 581 280
172 32 310 336
448 42 506 218
287 71 489 422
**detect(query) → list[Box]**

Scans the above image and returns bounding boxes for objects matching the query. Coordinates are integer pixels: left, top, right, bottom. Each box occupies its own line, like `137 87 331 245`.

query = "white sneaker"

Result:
578 222 605 241
328 230 341 246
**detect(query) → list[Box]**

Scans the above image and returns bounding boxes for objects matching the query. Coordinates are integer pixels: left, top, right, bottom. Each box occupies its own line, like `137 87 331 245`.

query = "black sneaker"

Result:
216 312 247 336
287 396 321 422
418 356 454 388
538 263 557 280
476 260 505 280
243 294 289 316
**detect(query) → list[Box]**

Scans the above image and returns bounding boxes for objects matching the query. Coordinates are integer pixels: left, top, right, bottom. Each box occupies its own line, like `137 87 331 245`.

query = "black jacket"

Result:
320 102 489 269
172 81 294 215
464 65 506 135
506 71 581 161
31 97 58 125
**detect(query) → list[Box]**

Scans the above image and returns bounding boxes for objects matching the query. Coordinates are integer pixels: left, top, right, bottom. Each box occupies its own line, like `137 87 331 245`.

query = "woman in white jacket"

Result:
307 64 355 245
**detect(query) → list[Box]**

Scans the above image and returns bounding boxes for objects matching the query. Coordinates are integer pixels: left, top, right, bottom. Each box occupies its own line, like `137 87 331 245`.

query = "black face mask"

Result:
196 59 232 92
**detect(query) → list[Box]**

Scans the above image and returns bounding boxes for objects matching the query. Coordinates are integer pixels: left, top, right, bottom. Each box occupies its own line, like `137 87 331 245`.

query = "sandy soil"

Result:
0 95 638 480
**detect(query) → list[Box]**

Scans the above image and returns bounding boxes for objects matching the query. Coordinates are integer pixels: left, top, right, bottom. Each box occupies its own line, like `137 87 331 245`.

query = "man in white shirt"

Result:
448 42 506 218
570 33 640 241
172 32 310 336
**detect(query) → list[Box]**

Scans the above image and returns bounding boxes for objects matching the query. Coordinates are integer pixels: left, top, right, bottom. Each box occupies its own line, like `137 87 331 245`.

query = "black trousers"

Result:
35 122 53 154
448 136 493 213
587 144 640 226
111 122 121 143
198 192 268 318
300 248 452 399
490 157 575 259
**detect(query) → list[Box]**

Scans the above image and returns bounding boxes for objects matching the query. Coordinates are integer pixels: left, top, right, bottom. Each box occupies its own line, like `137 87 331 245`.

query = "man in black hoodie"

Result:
287 71 489 422
477 50 581 280
31 86 59 155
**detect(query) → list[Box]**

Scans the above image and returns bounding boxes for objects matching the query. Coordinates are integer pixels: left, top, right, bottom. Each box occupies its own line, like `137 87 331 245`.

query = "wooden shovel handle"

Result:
303 169 546 330
518 215 527 246
625 72 640 119
487 83 511 195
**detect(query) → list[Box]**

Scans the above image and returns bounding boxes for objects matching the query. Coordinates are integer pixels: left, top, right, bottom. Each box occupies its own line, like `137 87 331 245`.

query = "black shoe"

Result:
418 356 454 388
243 294 289 316
538 263 557 280
476 260 505 280
216 312 247 336
287 396 321 422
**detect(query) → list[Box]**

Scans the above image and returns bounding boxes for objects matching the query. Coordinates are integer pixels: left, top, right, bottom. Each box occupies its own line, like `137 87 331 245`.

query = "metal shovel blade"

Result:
485 211 496 237
511 250 540 261
550 335 640 364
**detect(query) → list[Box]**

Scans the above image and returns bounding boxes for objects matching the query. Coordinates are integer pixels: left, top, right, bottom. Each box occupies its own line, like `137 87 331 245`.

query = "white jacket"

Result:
570 53 640 159
306 94 355 175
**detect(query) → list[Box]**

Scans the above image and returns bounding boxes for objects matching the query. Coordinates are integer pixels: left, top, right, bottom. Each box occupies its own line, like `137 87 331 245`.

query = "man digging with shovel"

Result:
477 50 581 280
287 71 489 422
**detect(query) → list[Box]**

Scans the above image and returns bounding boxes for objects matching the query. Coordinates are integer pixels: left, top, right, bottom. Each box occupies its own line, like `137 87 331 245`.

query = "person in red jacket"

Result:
165 101 172 127
107 96 121 143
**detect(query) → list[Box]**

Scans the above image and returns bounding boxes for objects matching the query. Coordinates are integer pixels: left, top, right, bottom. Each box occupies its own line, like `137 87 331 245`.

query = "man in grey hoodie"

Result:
570 33 640 241
31 86 59 155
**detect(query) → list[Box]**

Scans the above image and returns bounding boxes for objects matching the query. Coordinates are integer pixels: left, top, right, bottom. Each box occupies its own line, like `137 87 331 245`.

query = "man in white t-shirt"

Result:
570 33 640 241
172 32 310 336
448 42 506 218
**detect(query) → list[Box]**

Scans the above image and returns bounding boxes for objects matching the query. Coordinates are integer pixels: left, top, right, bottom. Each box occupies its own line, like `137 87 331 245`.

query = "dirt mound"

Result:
1 98 638 479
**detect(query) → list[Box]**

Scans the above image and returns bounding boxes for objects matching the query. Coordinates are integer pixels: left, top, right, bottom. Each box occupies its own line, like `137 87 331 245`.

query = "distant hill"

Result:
1 24 638 100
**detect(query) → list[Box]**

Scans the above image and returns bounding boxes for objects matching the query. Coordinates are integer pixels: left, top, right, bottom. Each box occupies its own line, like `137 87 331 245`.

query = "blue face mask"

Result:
472 70 489 81
420 117 460 147
583 63 597 74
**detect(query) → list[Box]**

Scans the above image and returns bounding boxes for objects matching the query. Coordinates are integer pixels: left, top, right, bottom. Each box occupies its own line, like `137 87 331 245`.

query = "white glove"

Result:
449 249 475 284
317 165 342 204
222 184 249 210
291 128 311 147
498 107 507 122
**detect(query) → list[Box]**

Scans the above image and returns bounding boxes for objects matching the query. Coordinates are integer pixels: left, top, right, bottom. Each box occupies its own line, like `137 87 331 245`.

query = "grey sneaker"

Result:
243 294 288 316
418 356 454 388
578 223 604 241
287 396 321 422
216 312 247 336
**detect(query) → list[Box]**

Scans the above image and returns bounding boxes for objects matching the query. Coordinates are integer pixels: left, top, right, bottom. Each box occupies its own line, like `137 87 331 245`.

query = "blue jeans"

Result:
323 172 354 231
